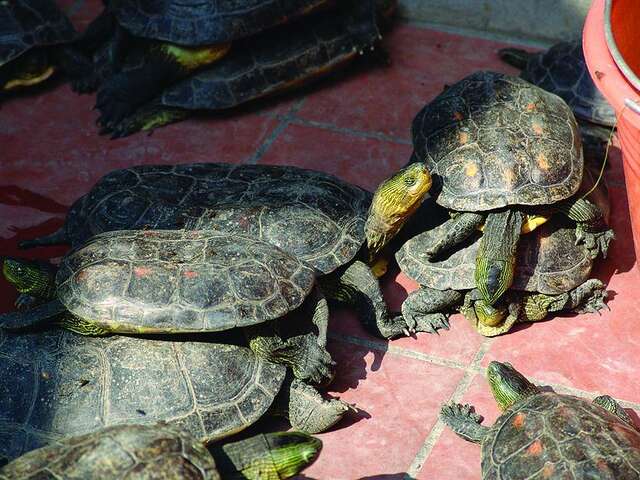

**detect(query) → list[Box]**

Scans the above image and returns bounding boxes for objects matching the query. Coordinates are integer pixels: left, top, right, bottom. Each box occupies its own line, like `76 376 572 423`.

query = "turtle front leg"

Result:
401 287 461 334
592 395 636 428
440 403 489 444
51 46 95 94
422 212 485 259
522 278 608 319
558 197 615 259
107 103 190 139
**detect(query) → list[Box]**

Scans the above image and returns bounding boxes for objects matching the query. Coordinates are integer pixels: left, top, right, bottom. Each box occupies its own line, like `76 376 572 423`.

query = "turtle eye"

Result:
403 176 417 187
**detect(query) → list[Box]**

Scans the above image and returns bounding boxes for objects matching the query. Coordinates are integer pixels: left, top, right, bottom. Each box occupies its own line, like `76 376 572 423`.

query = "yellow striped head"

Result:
365 162 432 258
475 256 515 306
473 300 506 327
2 257 55 298
259 432 322 478
487 361 541 411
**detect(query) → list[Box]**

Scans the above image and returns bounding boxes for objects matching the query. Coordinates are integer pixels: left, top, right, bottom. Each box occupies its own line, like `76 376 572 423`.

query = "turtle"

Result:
499 39 616 151
440 361 640 479
0 0 92 93
396 216 609 337
2 230 337 385
16 162 434 338
74 0 341 127
98 0 386 138
0 326 348 463
0 423 321 479
365 71 614 309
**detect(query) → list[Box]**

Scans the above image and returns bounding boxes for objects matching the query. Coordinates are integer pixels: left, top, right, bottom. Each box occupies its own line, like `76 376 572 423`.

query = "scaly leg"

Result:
592 395 636 428
422 212 485 259
557 197 614 259
401 287 460 334
440 403 489 444
108 102 190 139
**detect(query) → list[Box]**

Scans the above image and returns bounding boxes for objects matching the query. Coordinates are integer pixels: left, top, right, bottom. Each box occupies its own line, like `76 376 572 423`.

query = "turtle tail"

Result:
18 226 68 249
498 47 532 70
0 300 66 331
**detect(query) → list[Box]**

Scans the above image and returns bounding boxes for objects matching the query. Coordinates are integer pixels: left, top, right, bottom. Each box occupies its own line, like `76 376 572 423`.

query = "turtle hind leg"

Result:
497 47 531 70
106 103 190 139
592 395 636 428
558 198 614 259
401 287 461 334
440 403 489 444
19 226 68 249
0 299 66 331
523 278 608 319
58 316 109 336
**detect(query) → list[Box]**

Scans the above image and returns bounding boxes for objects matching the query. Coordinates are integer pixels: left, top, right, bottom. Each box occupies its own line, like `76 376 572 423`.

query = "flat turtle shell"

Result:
27 163 371 275
0 423 220 479
153 0 379 112
518 40 616 127
0 0 76 66
55 230 316 333
109 0 331 46
0 328 286 462
411 71 583 211
397 218 592 295
482 392 640 479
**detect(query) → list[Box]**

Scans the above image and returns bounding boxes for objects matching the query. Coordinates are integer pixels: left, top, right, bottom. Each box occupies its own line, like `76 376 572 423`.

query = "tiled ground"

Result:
1 2 639 479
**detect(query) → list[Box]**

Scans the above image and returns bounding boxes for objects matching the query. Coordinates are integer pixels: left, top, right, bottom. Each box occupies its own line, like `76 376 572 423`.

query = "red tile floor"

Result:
1 2 639 479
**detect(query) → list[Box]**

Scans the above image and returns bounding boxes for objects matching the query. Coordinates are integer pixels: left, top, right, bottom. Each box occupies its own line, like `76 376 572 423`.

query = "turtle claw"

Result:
576 225 615 259
440 402 483 424
405 311 450 335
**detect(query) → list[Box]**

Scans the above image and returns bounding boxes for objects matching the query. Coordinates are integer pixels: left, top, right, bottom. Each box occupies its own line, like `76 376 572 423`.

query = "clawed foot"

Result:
402 302 451 336
70 72 101 94
576 279 609 315
290 340 336 387
440 402 482 425
95 72 139 130
576 225 615 259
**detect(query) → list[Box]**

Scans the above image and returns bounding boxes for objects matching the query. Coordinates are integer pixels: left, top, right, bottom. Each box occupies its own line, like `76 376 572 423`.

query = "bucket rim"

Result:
604 0 640 92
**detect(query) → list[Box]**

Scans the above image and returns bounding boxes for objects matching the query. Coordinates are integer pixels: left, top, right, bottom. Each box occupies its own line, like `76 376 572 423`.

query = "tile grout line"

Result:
404 337 494 478
244 98 307 164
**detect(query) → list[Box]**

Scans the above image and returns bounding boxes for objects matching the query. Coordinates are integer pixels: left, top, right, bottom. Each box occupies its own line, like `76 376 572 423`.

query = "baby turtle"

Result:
499 40 616 149
366 71 613 308
0 423 321 479
0 0 90 93
397 217 608 336
441 361 640 479
18 163 429 339
0 327 347 463
3 230 335 384
99 0 384 137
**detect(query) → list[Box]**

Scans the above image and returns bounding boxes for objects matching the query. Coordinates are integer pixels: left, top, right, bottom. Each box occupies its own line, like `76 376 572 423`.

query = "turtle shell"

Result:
0 328 286 462
0 0 76 66
0 423 220 479
63 163 370 275
110 0 331 46
396 218 592 295
481 392 640 479
412 71 583 212
156 0 378 111
56 230 316 333
520 40 616 128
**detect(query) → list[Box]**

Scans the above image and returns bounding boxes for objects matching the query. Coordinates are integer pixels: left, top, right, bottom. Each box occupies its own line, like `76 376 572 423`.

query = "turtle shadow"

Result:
0 185 70 213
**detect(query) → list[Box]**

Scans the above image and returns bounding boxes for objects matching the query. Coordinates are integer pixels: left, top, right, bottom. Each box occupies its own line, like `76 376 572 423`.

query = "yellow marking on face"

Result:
371 257 389 278
521 215 549 233
536 153 550 170
532 122 544 135
459 131 469 144
3 65 55 90
163 43 231 71
464 162 478 177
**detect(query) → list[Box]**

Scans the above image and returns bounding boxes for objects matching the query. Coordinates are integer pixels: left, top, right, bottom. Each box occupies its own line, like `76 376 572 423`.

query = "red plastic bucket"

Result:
583 0 640 269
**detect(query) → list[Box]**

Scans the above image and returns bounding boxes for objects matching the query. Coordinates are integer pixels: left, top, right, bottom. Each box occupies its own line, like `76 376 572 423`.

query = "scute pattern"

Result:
0 0 76 65
521 40 616 127
0 423 220 479
482 393 640 479
110 0 329 45
65 163 371 274
0 328 286 462
56 230 316 332
412 71 583 211
396 219 592 294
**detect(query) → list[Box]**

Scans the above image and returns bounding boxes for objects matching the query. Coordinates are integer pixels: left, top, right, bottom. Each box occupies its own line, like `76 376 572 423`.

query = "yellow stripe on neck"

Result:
477 214 549 234
3 66 55 91
162 43 231 71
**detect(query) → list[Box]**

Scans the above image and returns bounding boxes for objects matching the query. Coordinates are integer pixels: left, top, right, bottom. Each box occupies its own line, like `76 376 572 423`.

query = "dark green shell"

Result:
397 219 592 295
412 71 583 211
156 0 379 110
0 328 285 463
56 230 316 332
519 40 616 127
0 0 76 65
0 423 220 479
110 0 330 45
482 393 640 479
60 163 370 275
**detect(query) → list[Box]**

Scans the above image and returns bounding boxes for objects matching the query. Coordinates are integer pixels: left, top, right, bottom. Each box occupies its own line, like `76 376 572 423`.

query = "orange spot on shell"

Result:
537 153 550 170
183 270 198 279
526 440 543 456
134 267 151 278
453 111 463 121
465 162 478 177
459 131 469 144
542 463 555 478
532 122 544 135
526 102 537 111
512 412 526 429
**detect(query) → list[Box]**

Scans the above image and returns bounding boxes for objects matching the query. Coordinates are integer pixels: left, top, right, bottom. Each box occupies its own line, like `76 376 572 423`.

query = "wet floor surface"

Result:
1 2 638 479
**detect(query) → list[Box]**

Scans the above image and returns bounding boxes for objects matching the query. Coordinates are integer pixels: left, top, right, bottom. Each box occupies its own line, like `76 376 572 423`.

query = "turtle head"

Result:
259 432 322 478
365 162 432 258
473 300 507 327
1 50 55 92
2 257 56 298
487 361 541 411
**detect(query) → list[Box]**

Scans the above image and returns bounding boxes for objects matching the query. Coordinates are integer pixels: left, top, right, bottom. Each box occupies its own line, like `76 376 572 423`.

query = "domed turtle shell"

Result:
481 392 640 479
397 218 592 295
52 163 370 275
109 0 331 46
0 327 286 463
152 0 379 112
55 229 316 333
411 71 583 212
0 0 76 66
0 423 220 479
518 40 616 128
